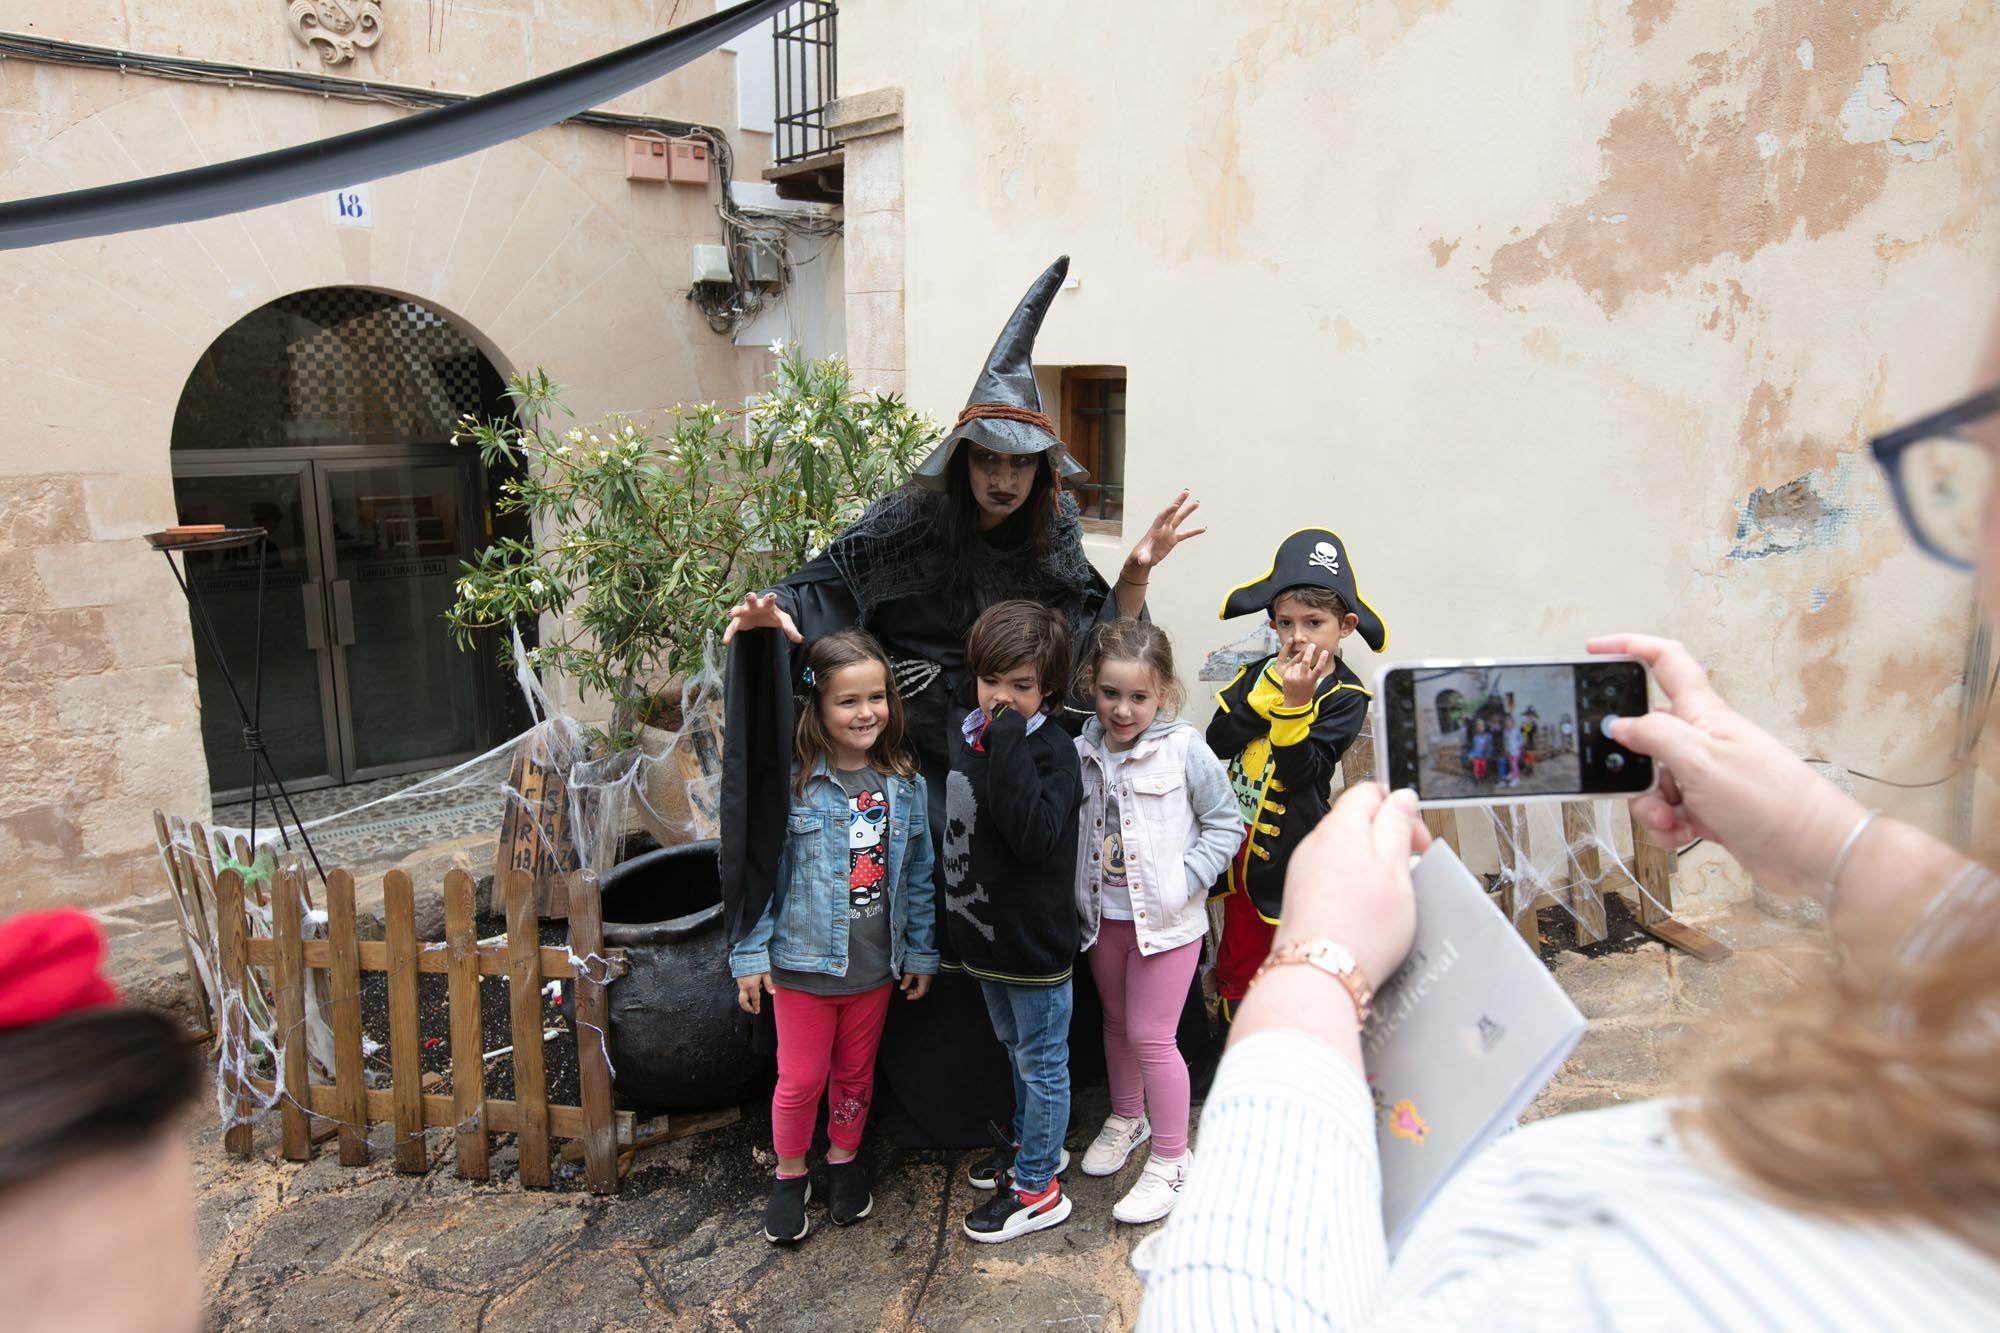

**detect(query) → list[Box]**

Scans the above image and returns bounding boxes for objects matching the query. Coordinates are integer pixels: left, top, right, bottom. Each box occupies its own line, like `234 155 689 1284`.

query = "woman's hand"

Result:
901 972 933 1001
1271 785 1430 985
1115 490 1207 614
1588 634 1865 897
722 591 802 645
735 972 774 1015
1229 785 1428 1067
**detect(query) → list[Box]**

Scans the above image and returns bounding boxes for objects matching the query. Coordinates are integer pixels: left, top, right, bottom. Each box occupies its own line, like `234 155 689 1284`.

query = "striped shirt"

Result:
1141 868 2000 1331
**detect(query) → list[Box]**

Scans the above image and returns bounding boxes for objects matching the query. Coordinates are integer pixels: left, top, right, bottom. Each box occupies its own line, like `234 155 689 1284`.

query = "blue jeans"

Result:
977 977 1073 1192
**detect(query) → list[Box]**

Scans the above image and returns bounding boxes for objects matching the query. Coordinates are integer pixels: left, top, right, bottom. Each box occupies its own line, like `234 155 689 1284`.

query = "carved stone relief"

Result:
287 1 385 65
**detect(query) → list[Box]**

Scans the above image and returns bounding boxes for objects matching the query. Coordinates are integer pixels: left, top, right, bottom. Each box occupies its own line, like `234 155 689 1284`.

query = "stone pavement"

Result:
120 838 1821 1330
194 1082 1147 1332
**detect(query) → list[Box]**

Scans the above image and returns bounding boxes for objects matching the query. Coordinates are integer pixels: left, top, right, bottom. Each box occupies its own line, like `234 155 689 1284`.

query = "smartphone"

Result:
1372 656 1655 807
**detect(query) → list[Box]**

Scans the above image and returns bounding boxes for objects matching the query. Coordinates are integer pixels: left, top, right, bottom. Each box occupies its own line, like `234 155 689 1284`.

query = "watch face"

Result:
1311 941 1356 974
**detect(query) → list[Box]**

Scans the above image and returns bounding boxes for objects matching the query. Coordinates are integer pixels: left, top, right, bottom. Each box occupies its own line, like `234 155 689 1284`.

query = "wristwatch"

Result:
1248 937 1374 1024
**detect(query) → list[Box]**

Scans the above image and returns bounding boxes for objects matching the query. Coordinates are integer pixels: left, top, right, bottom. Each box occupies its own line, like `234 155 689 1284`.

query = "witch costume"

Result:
720 257 1123 1146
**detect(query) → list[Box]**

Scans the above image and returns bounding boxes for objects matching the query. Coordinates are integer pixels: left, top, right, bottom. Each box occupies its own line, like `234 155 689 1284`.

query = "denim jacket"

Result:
1075 716 1243 956
729 760 940 980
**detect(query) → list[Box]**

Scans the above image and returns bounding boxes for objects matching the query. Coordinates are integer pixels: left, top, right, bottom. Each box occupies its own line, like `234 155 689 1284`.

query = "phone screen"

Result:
1380 660 1653 803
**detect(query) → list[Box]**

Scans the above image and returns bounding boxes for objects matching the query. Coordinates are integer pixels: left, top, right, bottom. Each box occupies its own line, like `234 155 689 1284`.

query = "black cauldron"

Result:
577 839 770 1111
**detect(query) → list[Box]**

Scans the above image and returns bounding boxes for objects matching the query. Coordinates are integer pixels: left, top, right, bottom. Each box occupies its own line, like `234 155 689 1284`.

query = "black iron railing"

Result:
772 2 838 166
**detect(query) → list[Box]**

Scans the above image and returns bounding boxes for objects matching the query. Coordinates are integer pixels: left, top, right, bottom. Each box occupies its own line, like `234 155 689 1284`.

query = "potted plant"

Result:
447 346 937 845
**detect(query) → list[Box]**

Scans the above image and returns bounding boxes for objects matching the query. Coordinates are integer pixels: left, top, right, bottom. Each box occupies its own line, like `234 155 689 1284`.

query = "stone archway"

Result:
169 287 527 798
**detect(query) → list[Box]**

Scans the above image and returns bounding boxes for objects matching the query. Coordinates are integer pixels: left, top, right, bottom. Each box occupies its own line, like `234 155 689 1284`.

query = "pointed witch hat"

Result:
912 255 1088 489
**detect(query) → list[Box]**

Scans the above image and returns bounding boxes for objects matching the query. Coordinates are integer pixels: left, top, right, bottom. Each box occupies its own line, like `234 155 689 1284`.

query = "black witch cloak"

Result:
720 484 1120 1145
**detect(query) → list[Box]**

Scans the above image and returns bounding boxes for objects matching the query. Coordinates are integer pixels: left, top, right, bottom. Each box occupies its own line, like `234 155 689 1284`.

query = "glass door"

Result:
316 454 486 781
170 463 343 798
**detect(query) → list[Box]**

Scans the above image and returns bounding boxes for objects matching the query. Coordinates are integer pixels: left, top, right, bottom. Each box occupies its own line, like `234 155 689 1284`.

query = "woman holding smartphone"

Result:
1139 323 2000 1328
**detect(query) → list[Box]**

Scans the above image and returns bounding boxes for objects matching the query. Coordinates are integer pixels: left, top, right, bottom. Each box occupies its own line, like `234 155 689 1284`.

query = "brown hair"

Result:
965 599 1070 711
1680 886 2000 1256
0 1007 200 1194
1270 584 1352 619
793 629 917 794
1077 617 1186 715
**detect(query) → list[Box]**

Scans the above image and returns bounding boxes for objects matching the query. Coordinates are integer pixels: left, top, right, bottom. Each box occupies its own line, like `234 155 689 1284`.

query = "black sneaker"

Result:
826 1157 873 1225
763 1173 811 1244
963 1179 1073 1243
968 1130 1071 1190
968 1142 1015 1191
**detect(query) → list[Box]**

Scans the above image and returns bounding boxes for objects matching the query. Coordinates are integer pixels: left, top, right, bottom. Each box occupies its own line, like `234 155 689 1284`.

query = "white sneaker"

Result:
1080 1113 1151 1177
1112 1150 1189 1224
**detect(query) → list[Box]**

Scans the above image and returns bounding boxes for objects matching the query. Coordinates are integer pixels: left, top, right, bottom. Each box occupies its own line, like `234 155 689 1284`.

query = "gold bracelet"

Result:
1247 937 1373 1023
1117 573 1148 588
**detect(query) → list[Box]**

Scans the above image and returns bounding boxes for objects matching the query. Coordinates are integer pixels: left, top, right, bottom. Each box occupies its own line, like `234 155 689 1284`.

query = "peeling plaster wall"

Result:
840 0 2000 857
0 2 774 909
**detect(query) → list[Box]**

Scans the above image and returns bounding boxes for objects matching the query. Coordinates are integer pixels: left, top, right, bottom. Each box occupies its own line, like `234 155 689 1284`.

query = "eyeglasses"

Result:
1870 384 2000 571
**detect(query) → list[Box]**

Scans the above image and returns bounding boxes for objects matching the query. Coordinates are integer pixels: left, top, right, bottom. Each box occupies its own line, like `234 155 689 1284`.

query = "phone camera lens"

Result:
1605 751 1625 773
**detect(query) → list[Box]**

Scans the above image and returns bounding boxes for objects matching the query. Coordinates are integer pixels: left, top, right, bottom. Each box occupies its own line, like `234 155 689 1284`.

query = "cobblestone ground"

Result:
102 840 1820 1330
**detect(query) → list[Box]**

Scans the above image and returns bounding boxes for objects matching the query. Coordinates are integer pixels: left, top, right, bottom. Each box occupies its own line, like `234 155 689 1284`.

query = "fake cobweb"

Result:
155 630 725 1145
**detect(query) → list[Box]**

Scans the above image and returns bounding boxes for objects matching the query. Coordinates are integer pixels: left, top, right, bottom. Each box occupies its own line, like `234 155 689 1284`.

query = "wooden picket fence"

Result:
1339 720 1728 962
211 860 636 1193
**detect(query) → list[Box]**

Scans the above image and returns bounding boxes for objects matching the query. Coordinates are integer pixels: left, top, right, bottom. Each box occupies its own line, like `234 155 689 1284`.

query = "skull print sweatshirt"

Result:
941 706 1083 985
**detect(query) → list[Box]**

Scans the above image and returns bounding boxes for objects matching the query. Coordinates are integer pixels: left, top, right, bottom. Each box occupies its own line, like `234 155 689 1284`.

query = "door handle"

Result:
301 582 325 651
332 579 356 647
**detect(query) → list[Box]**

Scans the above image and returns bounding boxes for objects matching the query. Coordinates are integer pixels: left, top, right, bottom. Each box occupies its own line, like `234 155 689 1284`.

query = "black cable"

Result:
0 0 791 249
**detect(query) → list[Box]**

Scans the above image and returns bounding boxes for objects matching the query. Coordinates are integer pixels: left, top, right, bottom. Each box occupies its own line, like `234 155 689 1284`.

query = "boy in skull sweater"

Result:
942 599 1083 1244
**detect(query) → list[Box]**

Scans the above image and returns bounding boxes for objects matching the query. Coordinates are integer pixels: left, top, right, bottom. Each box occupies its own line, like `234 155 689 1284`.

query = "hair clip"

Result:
800 665 817 690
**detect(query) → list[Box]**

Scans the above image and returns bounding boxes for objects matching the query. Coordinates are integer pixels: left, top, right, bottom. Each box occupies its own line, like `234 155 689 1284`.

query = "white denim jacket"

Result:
1075 716 1243 955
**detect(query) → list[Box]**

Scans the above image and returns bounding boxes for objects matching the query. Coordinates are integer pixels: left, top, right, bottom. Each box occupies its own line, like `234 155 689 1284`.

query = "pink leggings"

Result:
1088 920 1201 1158
771 982 893 1161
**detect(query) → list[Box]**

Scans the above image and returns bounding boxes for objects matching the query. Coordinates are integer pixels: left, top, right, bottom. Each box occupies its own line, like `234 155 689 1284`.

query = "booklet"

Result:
1365 842 1587 1252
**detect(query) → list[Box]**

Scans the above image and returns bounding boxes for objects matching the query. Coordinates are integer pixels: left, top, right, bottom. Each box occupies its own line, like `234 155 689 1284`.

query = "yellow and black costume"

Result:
1205 653 1371 923
1204 528 1387 1010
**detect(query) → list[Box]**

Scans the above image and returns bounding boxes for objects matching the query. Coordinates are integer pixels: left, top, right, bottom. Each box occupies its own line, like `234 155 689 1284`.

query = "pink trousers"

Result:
1088 919 1201 1158
770 982 893 1161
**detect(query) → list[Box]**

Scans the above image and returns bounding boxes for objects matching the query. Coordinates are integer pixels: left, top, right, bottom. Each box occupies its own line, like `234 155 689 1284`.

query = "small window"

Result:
1056 365 1126 533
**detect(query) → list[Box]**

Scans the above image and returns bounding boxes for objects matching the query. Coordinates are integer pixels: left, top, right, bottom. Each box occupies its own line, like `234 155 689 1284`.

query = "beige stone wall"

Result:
840 0 2000 856
0 3 776 910
0 0 771 170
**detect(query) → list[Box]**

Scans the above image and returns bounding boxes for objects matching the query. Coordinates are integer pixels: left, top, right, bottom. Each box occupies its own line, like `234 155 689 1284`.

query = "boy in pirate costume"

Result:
1206 529 1387 1017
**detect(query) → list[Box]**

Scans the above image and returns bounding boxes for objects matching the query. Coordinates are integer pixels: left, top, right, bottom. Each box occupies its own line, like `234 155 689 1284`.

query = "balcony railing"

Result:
772 2 837 167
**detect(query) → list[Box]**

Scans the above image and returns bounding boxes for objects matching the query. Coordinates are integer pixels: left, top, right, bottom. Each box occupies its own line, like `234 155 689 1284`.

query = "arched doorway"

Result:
171 288 526 799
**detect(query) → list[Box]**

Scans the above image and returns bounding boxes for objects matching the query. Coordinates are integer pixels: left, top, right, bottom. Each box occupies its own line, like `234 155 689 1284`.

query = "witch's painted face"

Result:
964 445 1041 529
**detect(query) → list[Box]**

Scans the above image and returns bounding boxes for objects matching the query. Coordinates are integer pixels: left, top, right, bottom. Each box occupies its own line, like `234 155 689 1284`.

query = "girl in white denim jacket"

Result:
1073 620 1242 1224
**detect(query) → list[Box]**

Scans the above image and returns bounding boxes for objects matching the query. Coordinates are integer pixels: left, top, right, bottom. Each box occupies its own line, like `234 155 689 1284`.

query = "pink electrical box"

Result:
625 135 669 182
668 138 710 185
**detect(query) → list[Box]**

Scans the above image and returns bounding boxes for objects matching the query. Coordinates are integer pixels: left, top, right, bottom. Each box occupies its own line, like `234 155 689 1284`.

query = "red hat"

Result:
0 908 121 1031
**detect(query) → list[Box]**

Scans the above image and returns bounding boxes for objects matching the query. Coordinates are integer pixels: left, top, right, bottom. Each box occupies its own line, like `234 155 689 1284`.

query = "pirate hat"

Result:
1219 527 1388 652
912 256 1088 489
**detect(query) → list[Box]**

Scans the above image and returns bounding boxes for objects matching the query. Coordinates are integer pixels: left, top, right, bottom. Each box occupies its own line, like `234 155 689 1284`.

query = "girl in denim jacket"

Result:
730 630 939 1244
1073 620 1242 1224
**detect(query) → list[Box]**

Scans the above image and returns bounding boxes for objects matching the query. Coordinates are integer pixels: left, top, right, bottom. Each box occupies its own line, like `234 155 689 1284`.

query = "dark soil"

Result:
355 912 582 1111
1526 887 1656 964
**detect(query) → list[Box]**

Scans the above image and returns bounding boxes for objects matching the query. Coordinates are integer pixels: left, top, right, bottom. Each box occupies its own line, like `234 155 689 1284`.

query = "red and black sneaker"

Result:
962 1177 1072 1243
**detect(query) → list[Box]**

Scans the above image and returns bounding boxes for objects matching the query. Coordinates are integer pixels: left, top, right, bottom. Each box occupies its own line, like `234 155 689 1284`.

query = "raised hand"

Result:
722 591 802 645
1588 634 1862 896
1121 489 1208 583
1279 642 1330 707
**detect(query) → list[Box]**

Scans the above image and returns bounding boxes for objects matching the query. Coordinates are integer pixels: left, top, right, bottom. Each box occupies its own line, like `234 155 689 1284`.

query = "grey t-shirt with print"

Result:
773 767 895 996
